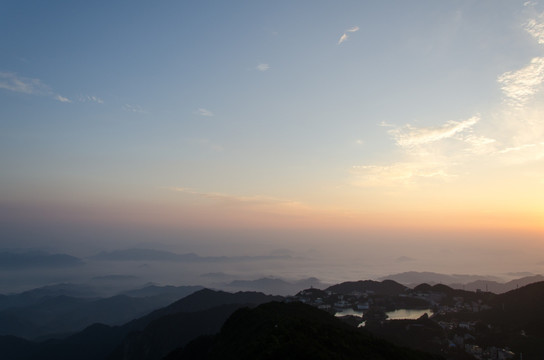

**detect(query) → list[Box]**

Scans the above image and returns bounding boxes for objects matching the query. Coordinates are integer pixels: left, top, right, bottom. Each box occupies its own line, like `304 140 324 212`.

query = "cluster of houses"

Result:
286 288 372 312
287 286 517 360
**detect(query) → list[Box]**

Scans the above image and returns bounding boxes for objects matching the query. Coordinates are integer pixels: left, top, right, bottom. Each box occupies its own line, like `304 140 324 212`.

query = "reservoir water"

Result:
385 308 433 320
335 308 433 320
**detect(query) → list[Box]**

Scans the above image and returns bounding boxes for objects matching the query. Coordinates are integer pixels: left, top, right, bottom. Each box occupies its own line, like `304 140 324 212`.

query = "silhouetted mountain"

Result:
480 280 544 334
382 272 544 294
413 283 464 296
0 288 201 339
326 279 407 296
0 251 83 269
122 288 283 332
225 276 325 296
0 288 282 360
0 283 100 311
413 283 493 304
106 289 283 360
431 281 544 359
121 285 203 299
109 304 245 360
364 313 445 356
0 335 38 360
166 301 443 360
449 274 544 294
381 271 500 287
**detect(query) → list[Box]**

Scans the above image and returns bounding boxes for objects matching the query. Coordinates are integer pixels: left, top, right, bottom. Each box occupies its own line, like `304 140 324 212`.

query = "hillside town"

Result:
288 281 526 360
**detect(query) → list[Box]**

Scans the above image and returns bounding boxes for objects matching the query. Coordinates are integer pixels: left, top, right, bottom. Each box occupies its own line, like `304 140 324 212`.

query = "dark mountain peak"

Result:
326 279 407 296
168 301 441 360
123 288 283 332
414 283 433 292
295 287 328 298
430 283 455 293
499 280 544 300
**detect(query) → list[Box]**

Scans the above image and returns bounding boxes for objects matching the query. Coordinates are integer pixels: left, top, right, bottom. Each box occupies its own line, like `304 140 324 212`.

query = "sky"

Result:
1 1 544 280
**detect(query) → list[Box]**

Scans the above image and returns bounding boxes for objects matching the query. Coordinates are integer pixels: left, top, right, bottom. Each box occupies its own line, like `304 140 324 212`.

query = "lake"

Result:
385 308 433 320
335 308 433 320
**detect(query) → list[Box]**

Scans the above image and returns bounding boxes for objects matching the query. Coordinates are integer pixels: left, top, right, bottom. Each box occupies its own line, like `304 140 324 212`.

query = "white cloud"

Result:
0 72 70 103
338 26 359 44
195 108 214 117
378 121 395 128
497 57 544 108
497 142 544 164
338 34 348 45
79 95 104 104
256 63 270 71
0 72 46 94
525 11 544 44
351 10 544 189
351 162 455 187
499 143 539 154
351 116 486 187
389 116 480 148
55 95 71 103
463 135 497 155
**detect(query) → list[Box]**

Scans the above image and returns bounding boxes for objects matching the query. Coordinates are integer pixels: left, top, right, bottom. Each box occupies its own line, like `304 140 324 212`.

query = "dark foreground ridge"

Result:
166 301 443 360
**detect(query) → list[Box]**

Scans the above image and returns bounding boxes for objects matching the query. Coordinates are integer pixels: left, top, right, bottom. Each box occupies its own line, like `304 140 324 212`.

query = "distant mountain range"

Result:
2 279 544 359
0 289 283 360
0 285 202 339
381 271 544 293
0 251 83 269
90 248 291 263
224 276 327 296
379 271 502 286
0 248 293 272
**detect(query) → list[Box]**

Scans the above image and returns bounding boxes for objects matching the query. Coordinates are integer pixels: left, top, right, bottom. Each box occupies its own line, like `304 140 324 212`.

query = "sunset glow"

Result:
1 1 544 282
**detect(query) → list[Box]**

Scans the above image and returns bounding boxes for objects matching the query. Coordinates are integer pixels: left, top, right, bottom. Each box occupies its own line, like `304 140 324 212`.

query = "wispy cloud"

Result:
79 95 104 104
351 116 491 187
256 63 270 71
338 34 348 45
497 57 544 108
0 72 45 94
55 95 71 103
497 142 544 164
351 9 544 189
525 10 544 44
389 116 480 148
195 108 214 117
0 72 70 102
351 162 455 187
338 26 359 45
123 104 147 113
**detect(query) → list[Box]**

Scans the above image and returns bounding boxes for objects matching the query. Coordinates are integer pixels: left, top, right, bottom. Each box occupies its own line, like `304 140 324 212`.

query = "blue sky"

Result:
1 1 544 266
